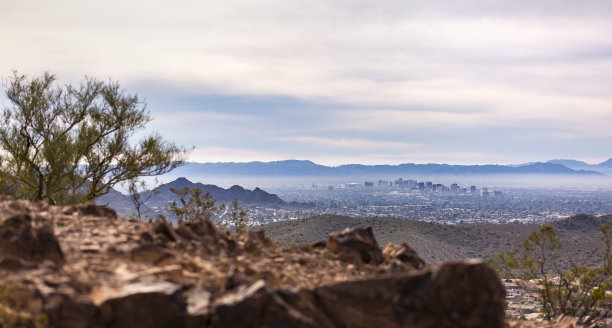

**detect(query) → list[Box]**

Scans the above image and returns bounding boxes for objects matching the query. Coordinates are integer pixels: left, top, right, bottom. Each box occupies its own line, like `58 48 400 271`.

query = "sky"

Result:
1 0 612 166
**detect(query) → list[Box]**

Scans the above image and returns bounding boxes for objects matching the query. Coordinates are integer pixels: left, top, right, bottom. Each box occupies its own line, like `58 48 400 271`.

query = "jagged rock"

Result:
237 229 274 255
326 226 383 264
152 217 178 242
383 242 427 270
0 205 64 265
73 203 117 219
314 260 505 328
210 280 335 328
97 282 185 328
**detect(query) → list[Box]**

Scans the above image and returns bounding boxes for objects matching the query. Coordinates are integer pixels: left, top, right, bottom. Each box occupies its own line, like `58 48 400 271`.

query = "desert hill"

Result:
98 177 287 220
262 214 612 267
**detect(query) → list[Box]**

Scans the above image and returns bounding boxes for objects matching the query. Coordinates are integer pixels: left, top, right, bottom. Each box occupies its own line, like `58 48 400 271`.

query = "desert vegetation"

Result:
0 72 185 205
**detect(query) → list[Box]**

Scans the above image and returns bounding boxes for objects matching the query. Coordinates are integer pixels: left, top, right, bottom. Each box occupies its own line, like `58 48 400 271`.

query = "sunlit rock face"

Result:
0 197 505 328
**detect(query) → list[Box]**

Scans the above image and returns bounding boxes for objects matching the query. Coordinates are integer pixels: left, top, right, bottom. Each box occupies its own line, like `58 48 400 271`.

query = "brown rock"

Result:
153 217 177 242
383 242 427 270
210 280 334 328
97 282 186 328
314 260 505 328
0 212 64 265
238 229 274 254
326 227 382 264
130 244 175 265
75 204 117 219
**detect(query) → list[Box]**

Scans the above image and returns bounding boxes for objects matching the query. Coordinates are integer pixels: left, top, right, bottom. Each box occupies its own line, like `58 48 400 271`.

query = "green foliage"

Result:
229 199 248 233
0 72 185 205
491 224 612 324
167 186 222 223
167 186 248 232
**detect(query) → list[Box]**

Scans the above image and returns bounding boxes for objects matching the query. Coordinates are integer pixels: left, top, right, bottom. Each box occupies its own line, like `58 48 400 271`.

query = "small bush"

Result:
490 224 612 325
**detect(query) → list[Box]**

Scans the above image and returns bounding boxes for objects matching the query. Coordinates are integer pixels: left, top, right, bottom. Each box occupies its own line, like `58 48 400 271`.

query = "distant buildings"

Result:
344 177 503 197
378 180 391 187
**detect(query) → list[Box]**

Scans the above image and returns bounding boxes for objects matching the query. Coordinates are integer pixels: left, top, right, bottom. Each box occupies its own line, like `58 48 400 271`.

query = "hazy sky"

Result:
2 1 612 165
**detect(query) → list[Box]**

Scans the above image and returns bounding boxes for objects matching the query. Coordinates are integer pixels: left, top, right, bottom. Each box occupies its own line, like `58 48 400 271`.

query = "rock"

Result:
383 243 427 270
210 280 335 328
238 229 274 255
326 227 382 264
97 282 186 328
0 212 64 265
314 260 505 328
130 245 175 265
425 260 506 328
153 217 178 242
75 204 117 219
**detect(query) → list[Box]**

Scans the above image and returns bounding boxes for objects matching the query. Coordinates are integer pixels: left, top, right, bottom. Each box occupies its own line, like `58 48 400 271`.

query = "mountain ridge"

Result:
170 160 603 177
98 177 287 220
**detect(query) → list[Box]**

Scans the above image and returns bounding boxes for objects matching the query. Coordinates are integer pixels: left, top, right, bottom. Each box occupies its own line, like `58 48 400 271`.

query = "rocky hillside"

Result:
262 214 612 268
0 196 510 327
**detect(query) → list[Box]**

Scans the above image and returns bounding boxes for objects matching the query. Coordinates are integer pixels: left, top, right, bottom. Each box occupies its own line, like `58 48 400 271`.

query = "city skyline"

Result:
2 1 612 166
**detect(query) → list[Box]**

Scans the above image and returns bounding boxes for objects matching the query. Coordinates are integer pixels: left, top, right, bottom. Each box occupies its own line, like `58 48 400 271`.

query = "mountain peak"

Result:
598 158 612 167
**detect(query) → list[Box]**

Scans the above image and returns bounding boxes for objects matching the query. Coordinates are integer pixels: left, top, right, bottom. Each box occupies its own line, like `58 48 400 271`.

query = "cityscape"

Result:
240 177 612 226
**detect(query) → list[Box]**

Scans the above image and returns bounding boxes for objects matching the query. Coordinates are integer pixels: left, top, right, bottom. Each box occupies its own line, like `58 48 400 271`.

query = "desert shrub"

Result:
0 72 185 204
491 224 612 325
167 186 221 223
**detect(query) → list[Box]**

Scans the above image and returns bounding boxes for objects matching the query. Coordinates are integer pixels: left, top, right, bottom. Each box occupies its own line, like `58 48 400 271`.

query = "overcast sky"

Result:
2 1 612 165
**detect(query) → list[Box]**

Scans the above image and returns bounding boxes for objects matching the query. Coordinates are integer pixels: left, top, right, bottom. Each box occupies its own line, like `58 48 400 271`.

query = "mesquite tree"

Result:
0 72 185 205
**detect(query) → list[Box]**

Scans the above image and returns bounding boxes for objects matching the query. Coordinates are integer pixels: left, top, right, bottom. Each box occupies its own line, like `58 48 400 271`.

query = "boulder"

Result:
97 282 186 328
383 243 427 270
0 212 63 265
326 227 382 264
314 260 505 328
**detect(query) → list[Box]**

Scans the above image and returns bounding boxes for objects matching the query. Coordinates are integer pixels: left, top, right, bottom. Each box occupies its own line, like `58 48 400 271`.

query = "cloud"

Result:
2 1 612 164
281 136 422 151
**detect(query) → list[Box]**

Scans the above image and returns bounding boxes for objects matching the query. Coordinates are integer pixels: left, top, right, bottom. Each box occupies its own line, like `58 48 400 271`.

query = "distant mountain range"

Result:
98 177 287 220
546 158 612 171
168 160 604 177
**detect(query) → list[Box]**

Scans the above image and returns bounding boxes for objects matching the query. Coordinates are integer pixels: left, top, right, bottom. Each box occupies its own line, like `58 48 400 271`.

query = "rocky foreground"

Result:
0 196 519 327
